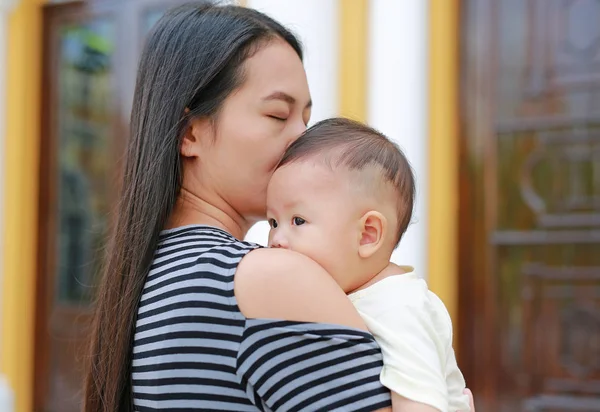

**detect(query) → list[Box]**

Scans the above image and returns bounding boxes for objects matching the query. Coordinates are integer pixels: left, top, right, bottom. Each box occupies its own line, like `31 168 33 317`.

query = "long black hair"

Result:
84 3 302 411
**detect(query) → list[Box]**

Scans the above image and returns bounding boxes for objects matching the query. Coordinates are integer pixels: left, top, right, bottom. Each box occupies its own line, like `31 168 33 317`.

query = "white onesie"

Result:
348 268 470 412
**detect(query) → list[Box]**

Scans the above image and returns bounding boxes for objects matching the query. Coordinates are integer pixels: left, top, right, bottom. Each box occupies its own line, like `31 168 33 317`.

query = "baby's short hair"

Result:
278 117 415 245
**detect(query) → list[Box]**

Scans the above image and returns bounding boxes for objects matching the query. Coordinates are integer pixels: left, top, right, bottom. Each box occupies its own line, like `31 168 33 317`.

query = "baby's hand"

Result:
462 388 475 412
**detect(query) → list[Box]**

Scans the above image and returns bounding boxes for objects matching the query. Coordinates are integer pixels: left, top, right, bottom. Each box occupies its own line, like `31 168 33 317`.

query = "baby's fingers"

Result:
460 388 475 412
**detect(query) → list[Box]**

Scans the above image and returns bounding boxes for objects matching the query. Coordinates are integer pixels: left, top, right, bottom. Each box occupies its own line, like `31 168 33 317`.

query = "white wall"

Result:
243 1 431 278
244 0 339 245
367 0 430 275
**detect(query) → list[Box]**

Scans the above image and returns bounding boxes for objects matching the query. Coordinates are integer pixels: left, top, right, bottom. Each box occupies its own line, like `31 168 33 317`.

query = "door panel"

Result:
460 0 600 411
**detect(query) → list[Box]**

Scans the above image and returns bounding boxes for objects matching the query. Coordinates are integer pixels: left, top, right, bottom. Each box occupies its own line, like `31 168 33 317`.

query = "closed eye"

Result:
268 115 287 122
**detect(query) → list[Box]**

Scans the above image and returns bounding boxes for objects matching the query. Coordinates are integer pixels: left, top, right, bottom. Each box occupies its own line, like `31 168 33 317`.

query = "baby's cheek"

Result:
289 234 309 253
300 236 329 265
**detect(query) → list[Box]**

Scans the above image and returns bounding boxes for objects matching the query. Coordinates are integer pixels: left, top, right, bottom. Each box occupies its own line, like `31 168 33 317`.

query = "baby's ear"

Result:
358 211 387 258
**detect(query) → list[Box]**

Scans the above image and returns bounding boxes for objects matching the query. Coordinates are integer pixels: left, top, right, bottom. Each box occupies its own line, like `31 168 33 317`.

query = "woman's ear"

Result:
181 115 211 158
357 211 387 258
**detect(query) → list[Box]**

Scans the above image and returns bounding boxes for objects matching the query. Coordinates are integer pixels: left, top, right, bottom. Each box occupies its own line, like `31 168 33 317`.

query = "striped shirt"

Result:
132 225 391 411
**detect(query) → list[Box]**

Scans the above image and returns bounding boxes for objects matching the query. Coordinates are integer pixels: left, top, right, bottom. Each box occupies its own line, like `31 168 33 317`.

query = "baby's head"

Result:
266 118 415 293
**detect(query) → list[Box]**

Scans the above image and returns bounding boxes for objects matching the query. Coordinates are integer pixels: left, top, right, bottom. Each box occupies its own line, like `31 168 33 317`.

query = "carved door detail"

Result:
460 1 600 411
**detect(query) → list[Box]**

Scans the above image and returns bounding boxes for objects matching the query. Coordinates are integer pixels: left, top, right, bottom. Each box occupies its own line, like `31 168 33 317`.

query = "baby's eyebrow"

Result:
282 199 300 209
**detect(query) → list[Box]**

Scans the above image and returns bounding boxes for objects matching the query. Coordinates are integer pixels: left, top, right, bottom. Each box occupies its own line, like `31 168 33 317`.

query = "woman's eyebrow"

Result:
263 91 312 109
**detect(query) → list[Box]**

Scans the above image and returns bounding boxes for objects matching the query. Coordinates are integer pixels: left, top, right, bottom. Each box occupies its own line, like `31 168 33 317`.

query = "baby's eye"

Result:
292 217 306 226
268 218 278 229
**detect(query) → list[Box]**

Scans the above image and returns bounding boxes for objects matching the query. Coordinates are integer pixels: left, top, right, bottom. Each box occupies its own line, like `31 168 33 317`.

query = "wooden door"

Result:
35 1 191 410
459 0 600 411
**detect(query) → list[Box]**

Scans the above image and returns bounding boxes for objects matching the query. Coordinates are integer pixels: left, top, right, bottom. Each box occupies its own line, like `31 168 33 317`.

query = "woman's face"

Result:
182 39 311 223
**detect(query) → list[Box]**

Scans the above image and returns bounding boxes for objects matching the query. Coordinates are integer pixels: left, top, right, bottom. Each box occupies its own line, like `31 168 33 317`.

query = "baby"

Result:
266 118 470 412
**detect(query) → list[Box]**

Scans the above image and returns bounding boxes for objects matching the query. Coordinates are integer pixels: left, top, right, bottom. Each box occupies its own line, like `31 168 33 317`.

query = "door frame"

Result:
456 0 500 408
2 1 48 411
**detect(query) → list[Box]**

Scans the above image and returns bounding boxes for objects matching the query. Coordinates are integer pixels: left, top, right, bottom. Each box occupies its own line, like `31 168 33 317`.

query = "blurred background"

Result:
0 0 599 411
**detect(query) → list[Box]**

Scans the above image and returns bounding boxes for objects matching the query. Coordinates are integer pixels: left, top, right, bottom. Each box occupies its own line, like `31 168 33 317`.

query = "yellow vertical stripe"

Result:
2 1 45 411
427 0 459 333
338 0 368 122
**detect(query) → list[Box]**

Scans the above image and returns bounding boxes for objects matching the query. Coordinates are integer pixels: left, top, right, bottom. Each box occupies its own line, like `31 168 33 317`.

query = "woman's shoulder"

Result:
234 248 368 331
157 224 259 250
149 224 259 278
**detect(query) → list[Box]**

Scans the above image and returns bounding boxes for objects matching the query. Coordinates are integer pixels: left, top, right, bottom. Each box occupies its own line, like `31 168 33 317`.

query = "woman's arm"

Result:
235 247 368 328
235 248 391 411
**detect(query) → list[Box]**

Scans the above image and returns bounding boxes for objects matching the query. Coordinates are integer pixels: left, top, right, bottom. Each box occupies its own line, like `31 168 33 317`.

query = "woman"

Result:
84 3 474 411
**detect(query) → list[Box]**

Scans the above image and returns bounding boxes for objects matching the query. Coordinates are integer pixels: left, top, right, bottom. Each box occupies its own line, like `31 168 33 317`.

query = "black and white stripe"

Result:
132 225 391 411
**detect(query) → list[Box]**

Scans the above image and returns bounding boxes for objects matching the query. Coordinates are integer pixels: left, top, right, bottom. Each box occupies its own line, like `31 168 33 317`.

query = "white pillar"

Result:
0 1 17 410
244 0 339 245
367 0 430 276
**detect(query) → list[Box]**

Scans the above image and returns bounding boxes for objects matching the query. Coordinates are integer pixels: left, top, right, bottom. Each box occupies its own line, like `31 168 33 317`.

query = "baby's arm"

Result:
355 275 472 412
427 293 471 412
391 392 440 412
355 278 450 412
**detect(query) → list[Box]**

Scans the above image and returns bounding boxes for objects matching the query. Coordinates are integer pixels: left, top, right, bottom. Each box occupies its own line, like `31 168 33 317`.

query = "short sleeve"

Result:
236 319 392 412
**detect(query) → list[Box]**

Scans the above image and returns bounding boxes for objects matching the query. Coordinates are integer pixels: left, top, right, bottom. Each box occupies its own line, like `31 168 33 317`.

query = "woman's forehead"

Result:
241 41 310 103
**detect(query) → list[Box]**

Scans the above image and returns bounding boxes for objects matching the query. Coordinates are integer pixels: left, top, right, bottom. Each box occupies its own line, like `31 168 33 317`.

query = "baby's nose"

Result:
270 232 289 249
